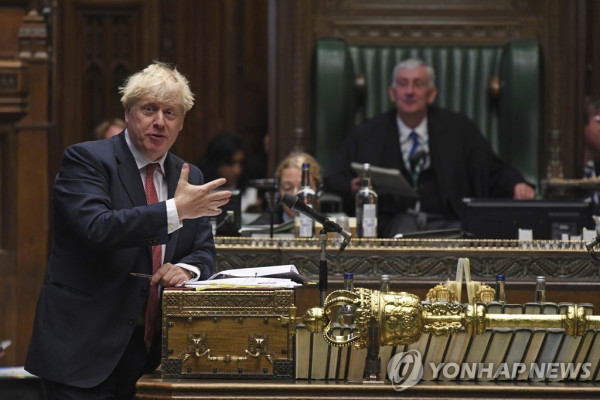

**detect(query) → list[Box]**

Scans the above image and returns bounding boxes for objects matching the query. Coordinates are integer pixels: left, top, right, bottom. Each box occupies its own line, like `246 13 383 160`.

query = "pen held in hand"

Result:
130 272 153 279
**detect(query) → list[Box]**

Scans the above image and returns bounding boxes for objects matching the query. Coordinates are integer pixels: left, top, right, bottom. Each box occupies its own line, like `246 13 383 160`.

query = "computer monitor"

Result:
215 189 241 236
461 198 595 240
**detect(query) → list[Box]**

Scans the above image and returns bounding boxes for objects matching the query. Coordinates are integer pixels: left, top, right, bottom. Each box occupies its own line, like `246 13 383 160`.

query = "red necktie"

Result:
144 163 162 351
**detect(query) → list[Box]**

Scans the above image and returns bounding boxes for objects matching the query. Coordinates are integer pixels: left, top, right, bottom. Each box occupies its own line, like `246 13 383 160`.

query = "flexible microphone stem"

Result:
585 234 600 262
282 193 352 255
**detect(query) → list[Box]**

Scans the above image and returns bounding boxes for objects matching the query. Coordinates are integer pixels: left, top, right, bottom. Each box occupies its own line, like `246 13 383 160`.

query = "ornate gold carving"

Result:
476 283 495 303
163 289 294 317
426 283 457 303
422 302 463 336
181 332 274 365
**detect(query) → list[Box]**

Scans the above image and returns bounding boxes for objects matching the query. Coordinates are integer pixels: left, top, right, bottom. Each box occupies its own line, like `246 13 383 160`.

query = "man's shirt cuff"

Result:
166 198 183 233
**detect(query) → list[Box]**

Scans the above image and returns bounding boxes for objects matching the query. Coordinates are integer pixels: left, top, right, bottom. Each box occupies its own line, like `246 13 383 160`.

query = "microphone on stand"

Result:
585 234 600 262
248 178 278 191
409 149 428 172
282 193 352 254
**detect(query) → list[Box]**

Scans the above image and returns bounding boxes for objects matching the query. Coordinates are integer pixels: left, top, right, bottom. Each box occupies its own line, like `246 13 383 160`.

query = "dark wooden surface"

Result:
136 372 600 399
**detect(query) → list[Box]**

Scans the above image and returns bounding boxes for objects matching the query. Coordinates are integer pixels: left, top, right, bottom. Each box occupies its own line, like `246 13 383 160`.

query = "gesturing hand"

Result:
174 163 232 220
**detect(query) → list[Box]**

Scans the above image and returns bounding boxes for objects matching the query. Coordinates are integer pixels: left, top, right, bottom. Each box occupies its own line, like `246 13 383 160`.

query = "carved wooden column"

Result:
267 0 314 169
11 9 50 364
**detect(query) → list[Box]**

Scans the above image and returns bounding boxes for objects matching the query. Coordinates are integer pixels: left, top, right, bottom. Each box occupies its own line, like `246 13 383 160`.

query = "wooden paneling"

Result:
0 9 50 367
54 0 267 173
0 7 26 59
56 0 159 152
167 0 268 166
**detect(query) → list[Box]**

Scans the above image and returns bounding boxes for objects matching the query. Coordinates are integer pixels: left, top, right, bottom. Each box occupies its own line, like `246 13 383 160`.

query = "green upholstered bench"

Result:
312 38 541 188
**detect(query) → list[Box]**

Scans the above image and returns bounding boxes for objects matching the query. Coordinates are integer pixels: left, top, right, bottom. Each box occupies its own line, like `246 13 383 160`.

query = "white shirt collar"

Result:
397 115 428 143
124 129 167 174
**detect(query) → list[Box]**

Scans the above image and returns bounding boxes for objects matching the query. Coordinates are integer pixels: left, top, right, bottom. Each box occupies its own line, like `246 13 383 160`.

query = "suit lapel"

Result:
163 154 182 263
114 133 146 207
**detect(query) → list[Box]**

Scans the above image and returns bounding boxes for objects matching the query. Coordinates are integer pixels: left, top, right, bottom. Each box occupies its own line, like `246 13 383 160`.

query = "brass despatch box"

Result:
161 288 295 379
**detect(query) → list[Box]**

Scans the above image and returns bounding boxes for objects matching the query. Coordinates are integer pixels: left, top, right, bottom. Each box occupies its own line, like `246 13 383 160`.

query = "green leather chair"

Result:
313 37 541 188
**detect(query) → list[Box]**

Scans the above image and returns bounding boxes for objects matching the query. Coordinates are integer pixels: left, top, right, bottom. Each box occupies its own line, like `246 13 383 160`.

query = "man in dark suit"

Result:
324 58 535 237
25 61 231 399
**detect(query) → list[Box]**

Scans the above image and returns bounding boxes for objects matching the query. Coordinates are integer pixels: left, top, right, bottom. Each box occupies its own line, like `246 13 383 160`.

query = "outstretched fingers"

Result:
206 186 232 214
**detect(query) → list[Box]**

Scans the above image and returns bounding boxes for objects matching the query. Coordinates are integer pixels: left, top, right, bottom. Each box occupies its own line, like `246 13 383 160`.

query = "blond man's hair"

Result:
119 61 195 113
276 151 322 188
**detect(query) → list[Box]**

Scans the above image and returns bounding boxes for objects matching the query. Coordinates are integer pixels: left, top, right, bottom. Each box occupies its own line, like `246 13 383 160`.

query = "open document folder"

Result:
351 162 418 198
184 264 310 289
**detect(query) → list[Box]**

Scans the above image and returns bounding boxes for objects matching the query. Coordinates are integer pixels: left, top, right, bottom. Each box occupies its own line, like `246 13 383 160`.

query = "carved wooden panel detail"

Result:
214 238 600 282
58 0 158 149
311 0 538 44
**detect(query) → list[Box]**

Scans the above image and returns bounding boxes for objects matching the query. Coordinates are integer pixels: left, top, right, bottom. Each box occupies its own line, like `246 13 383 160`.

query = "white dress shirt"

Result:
125 130 200 280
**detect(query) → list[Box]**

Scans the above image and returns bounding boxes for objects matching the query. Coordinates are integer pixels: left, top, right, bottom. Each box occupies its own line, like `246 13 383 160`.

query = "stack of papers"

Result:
239 219 295 236
351 162 418 198
0 366 36 378
185 264 309 290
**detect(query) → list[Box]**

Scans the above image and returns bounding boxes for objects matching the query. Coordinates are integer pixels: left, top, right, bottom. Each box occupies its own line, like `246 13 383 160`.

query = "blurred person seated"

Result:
198 133 257 211
583 96 600 215
248 151 322 227
324 58 535 238
93 117 127 140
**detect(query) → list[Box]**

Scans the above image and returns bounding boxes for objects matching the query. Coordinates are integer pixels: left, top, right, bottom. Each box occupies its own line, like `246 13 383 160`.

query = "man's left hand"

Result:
513 183 535 200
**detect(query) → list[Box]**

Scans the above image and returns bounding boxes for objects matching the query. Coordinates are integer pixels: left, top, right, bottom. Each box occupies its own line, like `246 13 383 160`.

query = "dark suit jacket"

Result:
25 133 215 388
324 107 529 222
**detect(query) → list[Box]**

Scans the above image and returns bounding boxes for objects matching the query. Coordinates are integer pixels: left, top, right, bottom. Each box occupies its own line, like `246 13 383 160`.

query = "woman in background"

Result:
249 151 322 226
198 133 256 210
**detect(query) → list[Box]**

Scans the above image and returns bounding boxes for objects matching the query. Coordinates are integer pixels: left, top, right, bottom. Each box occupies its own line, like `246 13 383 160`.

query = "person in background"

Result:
198 132 257 211
249 151 322 226
94 117 127 140
25 61 231 399
324 58 535 237
583 96 600 214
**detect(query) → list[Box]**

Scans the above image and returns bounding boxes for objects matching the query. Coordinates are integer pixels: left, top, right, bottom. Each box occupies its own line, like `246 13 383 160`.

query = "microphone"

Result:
585 234 600 262
409 149 427 171
282 193 352 253
248 178 278 190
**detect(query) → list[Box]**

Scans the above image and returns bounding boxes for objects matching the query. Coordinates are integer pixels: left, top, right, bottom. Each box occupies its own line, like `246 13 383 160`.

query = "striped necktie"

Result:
408 131 419 159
